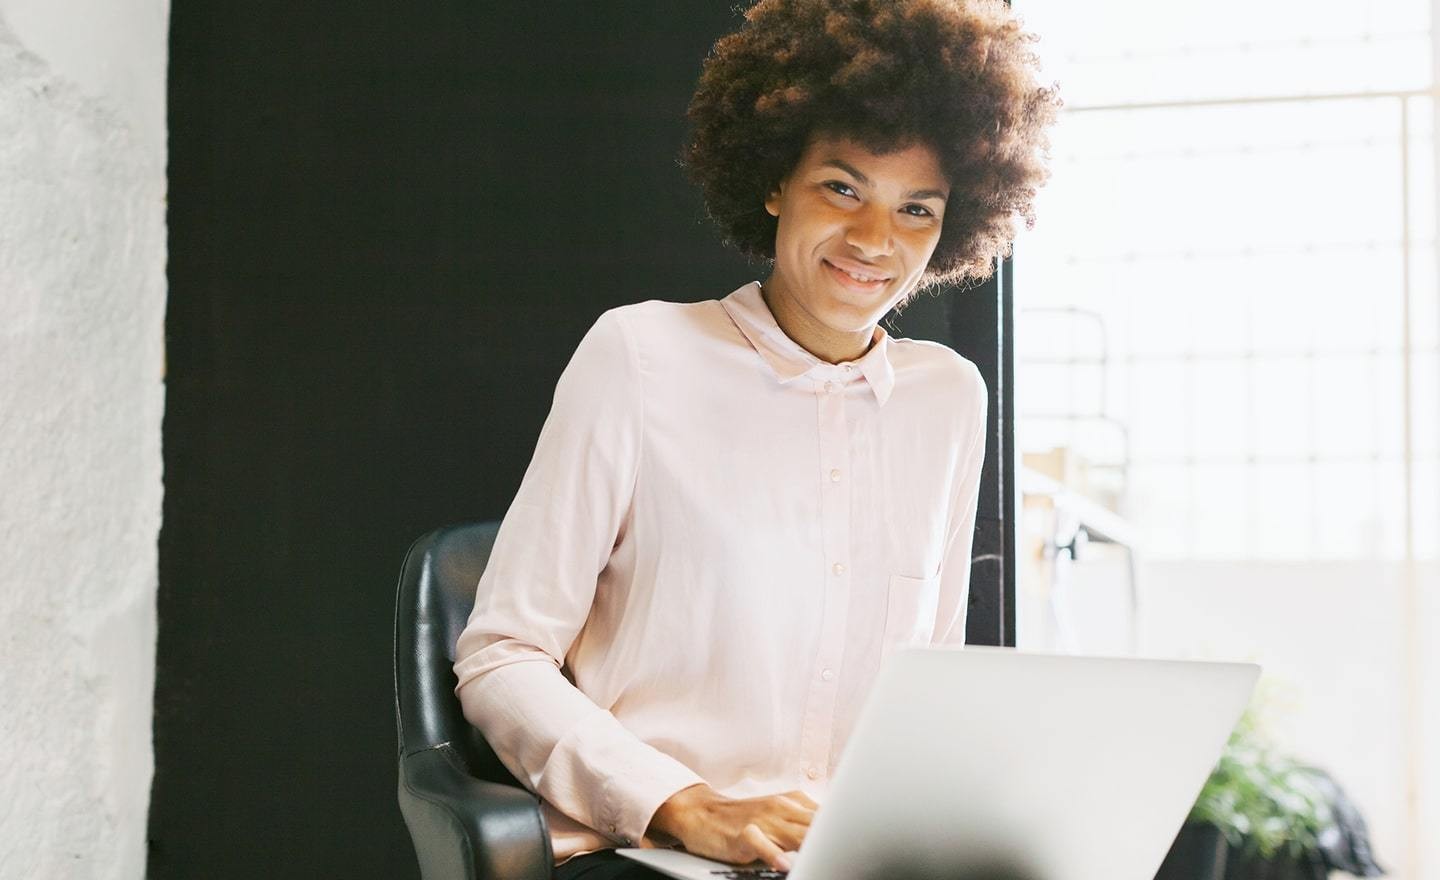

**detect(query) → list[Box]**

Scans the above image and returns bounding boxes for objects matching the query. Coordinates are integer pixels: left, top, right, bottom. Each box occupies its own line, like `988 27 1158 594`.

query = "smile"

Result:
823 259 890 290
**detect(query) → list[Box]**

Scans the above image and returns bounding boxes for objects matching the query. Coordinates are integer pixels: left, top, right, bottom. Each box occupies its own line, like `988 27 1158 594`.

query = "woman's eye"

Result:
822 182 935 217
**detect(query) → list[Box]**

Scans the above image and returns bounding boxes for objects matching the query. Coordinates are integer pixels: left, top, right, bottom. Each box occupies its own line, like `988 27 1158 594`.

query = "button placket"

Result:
796 372 852 785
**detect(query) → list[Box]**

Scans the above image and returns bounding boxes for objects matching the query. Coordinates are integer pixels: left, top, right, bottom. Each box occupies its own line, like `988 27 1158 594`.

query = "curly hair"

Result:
682 0 1062 290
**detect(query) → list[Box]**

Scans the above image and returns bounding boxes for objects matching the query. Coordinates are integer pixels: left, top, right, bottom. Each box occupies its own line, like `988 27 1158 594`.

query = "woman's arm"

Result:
452 309 705 847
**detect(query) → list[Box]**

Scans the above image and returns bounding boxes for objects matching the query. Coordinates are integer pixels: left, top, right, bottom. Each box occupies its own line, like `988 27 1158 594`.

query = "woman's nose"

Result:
844 206 895 259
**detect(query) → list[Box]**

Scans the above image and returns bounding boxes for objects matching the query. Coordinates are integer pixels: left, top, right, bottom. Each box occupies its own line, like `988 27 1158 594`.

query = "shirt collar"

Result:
719 281 896 406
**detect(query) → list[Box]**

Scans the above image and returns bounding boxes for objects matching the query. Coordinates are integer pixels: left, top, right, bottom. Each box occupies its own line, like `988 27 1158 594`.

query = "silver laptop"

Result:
618 646 1259 880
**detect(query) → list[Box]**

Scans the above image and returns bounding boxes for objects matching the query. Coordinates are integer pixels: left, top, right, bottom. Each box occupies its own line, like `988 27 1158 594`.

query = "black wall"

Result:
154 3 1013 877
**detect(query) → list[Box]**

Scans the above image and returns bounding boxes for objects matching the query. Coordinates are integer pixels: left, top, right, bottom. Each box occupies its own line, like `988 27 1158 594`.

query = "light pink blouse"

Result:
452 281 987 866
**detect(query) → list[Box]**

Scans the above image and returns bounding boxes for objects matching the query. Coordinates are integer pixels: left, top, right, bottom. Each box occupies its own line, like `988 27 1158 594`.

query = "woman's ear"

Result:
764 181 783 217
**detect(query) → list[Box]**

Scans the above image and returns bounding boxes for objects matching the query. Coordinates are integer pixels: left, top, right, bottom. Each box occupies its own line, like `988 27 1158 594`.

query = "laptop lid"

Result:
787 646 1259 880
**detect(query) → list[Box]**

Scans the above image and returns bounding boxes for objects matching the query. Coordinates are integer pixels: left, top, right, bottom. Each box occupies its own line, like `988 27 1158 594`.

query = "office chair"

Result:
394 521 553 880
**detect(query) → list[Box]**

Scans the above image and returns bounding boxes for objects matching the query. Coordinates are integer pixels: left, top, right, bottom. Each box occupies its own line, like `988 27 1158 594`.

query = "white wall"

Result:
0 0 167 876
1022 553 1440 880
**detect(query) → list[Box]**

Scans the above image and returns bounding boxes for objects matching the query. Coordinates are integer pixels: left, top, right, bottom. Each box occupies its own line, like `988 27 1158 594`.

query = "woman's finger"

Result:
771 819 811 852
776 796 817 824
785 790 821 810
741 822 791 872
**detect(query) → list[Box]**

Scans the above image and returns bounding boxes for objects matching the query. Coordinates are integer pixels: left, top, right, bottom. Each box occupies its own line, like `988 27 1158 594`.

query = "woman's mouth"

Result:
823 259 890 292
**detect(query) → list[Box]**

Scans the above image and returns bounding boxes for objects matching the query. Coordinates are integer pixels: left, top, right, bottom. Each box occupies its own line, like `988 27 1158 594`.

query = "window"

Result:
1012 3 1437 876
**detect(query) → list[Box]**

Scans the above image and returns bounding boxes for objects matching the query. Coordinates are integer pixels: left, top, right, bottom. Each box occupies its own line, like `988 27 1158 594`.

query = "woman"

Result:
452 1 1060 877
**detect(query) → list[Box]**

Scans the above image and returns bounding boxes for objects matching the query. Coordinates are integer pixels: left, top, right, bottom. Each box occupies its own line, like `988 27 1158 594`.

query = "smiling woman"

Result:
760 134 952 363
446 2 1063 878
682 0 1062 294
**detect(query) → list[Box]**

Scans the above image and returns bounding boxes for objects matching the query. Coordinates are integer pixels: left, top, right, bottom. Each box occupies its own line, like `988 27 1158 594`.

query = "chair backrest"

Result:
392 521 525 788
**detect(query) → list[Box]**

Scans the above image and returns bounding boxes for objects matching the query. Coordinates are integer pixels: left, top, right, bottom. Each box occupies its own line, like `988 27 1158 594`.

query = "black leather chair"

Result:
394 522 553 880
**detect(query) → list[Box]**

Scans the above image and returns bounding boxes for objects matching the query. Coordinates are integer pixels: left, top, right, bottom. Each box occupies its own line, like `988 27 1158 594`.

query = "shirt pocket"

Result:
881 573 942 655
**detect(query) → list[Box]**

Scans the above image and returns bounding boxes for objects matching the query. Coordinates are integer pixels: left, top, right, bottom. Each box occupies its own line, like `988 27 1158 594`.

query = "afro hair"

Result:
682 0 1062 290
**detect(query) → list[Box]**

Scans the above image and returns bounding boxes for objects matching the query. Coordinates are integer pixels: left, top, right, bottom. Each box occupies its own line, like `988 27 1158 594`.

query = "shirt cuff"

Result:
543 709 707 846
613 766 707 849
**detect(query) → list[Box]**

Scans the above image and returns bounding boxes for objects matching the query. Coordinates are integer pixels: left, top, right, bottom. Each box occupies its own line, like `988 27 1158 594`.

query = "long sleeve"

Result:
932 364 989 647
451 309 705 847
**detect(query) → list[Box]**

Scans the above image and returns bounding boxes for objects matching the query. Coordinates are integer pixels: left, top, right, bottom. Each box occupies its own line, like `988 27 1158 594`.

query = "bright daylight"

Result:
1013 2 1439 879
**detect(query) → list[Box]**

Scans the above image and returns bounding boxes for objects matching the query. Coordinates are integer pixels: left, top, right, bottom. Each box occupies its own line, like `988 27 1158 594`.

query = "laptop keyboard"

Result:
708 871 787 878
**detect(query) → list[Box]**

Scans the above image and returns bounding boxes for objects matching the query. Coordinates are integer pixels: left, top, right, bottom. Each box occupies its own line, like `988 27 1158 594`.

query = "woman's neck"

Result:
759 278 874 365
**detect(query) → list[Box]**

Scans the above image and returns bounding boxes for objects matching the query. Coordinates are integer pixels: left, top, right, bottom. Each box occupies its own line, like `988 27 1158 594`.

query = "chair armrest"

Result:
398 743 553 880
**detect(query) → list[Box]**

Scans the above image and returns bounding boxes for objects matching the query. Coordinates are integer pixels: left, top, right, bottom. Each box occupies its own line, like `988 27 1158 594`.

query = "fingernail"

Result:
777 856 792 871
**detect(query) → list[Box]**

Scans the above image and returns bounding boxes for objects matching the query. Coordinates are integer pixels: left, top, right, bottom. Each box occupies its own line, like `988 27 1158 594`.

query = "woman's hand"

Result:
646 783 818 871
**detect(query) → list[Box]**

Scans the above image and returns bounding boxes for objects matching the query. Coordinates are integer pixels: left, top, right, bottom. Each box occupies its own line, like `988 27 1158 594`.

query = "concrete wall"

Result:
0 0 166 876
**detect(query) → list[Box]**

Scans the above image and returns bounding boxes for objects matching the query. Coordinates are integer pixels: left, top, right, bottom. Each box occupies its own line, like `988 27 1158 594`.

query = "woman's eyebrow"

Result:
818 158 948 202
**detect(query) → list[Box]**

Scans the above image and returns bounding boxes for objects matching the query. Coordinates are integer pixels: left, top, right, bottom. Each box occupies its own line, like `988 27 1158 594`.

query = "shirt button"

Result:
832 562 845 575
823 381 835 393
805 766 820 780
821 668 835 681
829 468 841 482
843 364 854 372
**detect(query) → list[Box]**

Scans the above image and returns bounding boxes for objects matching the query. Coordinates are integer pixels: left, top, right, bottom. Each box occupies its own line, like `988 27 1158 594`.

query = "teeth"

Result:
837 264 881 283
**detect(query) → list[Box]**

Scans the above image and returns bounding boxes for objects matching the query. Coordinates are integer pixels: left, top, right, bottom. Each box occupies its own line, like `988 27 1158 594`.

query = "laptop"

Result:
617 646 1259 880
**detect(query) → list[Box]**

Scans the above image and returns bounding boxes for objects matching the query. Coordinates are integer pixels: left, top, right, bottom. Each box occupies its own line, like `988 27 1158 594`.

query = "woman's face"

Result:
764 133 950 337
